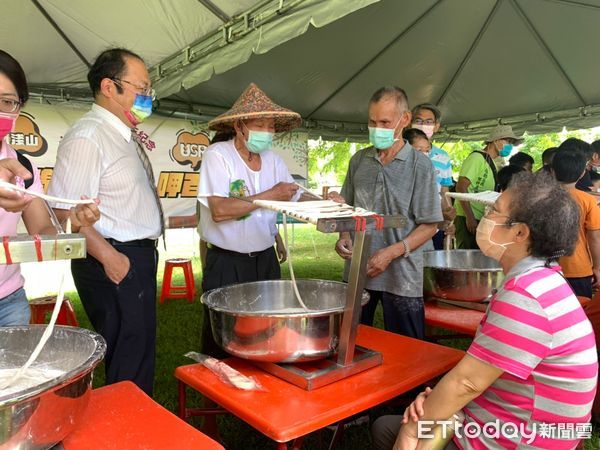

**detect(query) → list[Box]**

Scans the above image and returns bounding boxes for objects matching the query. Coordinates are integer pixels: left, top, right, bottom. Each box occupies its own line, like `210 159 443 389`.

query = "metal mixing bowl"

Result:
423 250 504 302
0 325 106 449
202 279 369 363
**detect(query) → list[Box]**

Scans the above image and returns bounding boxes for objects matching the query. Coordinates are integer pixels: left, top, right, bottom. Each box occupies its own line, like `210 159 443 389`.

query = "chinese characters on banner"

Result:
8 103 308 228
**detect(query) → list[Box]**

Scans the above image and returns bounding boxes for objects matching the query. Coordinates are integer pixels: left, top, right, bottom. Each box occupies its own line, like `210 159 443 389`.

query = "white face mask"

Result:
476 217 516 261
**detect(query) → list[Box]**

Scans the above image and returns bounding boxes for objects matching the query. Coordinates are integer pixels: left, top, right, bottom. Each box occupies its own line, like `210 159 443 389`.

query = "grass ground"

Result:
65 225 600 449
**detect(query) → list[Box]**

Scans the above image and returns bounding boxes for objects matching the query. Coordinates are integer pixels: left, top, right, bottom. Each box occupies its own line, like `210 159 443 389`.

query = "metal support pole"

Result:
337 230 371 366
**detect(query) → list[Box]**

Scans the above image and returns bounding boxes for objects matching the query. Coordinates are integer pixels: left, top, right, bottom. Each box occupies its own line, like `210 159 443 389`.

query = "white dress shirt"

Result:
48 104 161 241
197 139 297 253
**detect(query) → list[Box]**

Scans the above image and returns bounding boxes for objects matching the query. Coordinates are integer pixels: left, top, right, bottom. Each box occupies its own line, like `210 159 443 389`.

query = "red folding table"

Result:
175 325 464 449
62 381 224 450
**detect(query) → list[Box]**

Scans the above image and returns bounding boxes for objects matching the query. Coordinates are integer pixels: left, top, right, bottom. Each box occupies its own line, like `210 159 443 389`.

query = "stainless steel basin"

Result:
0 325 106 449
201 279 369 363
423 250 504 302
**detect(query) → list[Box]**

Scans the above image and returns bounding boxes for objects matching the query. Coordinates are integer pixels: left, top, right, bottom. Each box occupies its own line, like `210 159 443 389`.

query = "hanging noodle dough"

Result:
282 214 309 311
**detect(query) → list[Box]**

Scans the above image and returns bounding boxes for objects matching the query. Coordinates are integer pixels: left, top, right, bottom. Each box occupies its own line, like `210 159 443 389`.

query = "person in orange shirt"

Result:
552 138 600 298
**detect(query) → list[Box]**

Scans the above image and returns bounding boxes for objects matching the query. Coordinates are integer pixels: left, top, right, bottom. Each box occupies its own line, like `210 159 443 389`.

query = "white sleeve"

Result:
47 136 102 210
197 150 231 207
274 154 302 202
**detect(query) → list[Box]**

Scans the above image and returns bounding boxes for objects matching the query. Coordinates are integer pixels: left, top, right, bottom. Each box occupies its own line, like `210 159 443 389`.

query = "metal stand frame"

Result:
257 215 406 390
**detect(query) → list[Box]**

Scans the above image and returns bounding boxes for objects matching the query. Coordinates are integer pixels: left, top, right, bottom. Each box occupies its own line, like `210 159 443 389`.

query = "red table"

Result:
62 381 224 450
424 301 484 338
175 325 464 448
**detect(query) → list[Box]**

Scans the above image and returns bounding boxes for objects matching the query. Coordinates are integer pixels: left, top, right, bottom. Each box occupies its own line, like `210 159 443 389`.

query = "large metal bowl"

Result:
423 250 504 302
0 325 106 449
202 279 369 363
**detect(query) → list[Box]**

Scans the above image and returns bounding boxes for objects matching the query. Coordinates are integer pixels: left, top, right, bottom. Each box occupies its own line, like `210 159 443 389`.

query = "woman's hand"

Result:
393 421 420 450
402 387 432 424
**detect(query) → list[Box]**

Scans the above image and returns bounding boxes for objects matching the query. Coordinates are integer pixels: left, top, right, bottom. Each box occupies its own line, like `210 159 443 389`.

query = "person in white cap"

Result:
454 124 523 249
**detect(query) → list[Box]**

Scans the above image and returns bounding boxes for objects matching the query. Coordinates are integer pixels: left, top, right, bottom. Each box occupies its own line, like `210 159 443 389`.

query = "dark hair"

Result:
411 103 441 121
370 86 409 113
210 130 235 144
0 50 28 103
541 147 557 166
508 152 534 170
497 164 525 191
557 137 593 158
507 171 579 259
87 48 144 97
552 142 588 183
402 127 428 144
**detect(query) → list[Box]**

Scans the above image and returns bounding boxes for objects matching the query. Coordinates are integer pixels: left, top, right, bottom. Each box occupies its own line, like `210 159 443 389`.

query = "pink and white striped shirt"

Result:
456 257 598 449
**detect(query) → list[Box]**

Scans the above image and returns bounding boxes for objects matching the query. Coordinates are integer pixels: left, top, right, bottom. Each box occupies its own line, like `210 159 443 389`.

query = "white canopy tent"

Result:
4 0 600 141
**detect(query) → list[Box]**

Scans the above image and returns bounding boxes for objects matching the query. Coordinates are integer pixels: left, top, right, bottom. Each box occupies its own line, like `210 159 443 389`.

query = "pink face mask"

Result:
412 123 435 139
0 112 17 141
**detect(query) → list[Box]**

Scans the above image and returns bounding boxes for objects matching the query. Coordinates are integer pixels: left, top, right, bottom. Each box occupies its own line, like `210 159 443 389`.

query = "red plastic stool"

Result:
160 258 195 304
29 295 78 326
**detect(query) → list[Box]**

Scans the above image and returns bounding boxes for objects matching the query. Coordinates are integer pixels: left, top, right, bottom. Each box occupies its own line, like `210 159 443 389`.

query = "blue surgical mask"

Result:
368 120 400 150
499 143 513 157
246 129 274 154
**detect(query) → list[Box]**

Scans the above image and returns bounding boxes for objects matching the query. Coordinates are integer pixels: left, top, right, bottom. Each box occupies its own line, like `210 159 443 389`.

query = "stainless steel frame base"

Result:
255 346 382 390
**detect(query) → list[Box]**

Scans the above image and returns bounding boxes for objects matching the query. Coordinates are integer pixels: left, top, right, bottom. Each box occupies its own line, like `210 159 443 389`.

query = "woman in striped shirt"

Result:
373 171 597 450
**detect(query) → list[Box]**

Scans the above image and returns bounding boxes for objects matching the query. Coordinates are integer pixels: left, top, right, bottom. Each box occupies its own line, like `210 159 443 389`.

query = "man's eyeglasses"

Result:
413 118 436 126
0 97 22 114
111 78 156 101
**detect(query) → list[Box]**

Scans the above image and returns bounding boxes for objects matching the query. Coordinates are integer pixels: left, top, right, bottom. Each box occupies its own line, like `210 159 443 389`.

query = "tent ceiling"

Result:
6 0 600 142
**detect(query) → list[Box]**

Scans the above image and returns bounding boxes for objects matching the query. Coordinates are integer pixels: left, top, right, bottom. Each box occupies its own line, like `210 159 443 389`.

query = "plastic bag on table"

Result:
184 351 265 391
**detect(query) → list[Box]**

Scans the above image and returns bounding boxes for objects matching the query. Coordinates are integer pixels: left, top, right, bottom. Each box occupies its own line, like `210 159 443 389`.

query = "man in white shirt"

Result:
198 83 302 356
49 48 161 396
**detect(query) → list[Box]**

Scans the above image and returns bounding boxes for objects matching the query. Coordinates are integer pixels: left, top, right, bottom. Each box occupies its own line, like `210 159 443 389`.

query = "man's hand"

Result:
366 247 396 278
264 182 299 201
442 206 456 221
0 159 34 212
103 251 131 284
335 235 353 259
466 216 478 234
327 191 346 203
275 233 287 263
70 197 100 229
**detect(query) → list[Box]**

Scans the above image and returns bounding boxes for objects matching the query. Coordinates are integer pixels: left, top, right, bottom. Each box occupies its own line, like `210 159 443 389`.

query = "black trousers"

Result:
201 245 280 357
361 289 425 340
71 245 158 396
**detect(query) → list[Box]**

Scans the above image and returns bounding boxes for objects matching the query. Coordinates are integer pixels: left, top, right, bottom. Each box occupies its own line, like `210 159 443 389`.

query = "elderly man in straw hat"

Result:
197 82 305 356
454 124 523 249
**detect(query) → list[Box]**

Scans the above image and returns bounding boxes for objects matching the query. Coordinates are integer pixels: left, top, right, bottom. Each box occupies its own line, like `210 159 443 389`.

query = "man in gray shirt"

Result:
336 86 442 339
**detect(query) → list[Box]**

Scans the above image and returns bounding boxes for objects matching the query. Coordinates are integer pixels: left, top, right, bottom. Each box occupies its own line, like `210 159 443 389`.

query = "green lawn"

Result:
66 225 600 449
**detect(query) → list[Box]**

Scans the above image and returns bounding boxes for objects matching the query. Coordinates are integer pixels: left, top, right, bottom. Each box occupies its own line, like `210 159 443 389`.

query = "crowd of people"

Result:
0 45 598 449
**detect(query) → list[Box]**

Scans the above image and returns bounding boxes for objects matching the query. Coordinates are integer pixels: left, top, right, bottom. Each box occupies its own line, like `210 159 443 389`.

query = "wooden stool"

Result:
160 258 195 304
29 295 78 326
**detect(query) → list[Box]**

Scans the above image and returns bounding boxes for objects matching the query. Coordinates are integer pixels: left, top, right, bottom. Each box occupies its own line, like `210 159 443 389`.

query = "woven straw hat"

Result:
485 124 523 144
208 83 302 132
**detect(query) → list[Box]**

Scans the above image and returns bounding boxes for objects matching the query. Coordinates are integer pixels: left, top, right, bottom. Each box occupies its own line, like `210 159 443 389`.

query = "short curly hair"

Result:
506 171 579 260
